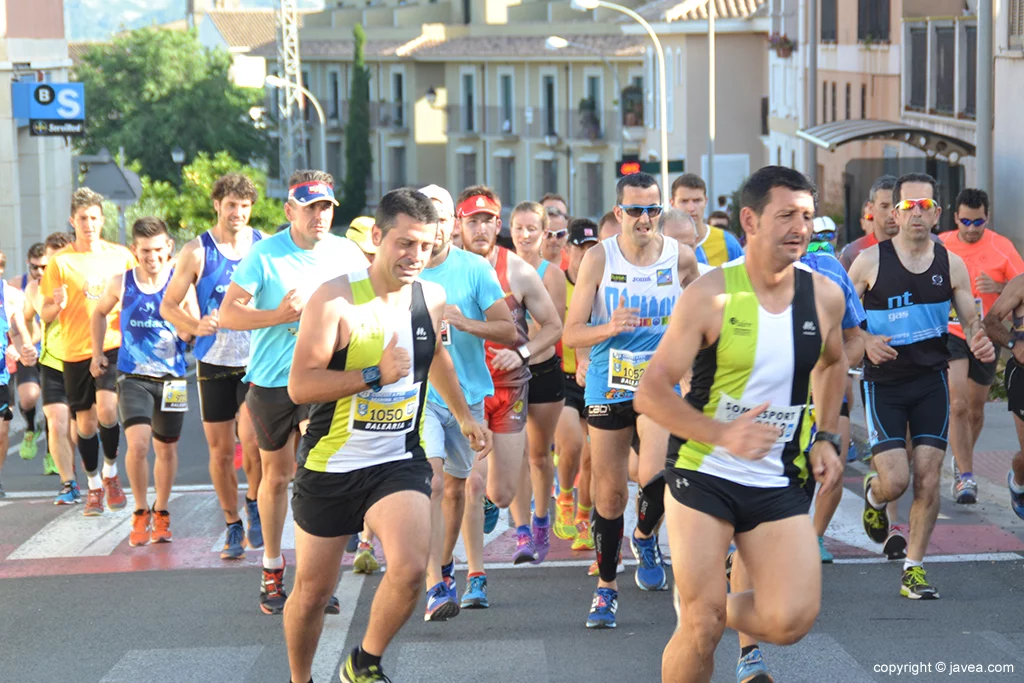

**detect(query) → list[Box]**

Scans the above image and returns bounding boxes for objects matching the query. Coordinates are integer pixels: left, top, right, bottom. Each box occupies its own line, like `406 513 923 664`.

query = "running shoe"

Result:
442 560 456 601
325 596 341 615
572 517 595 551
862 472 888 543
346 534 360 553
953 476 978 505
129 509 151 547
846 438 859 463
1009 471 1024 520
736 647 774 683
818 536 834 564
42 452 59 476
259 564 288 614
532 516 551 564
245 498 263 549
54 480 80 505
340 648 392 683
220 521 246 560
82 487 104 516
630 532 668 591
553 493 576 540
19 430 37 460
483 497 499 534
900 566 940 600
151 509 172 543
460 574 488 609
424 580 460 622
585 587 618 629
353 541 380 574
588 550 623 577
103 475 127 510
512 528 537 565
883 525 908 561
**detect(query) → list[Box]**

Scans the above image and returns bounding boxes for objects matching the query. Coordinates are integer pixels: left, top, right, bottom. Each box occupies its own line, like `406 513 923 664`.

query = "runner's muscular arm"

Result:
516 257 562 356
160 239 208 337
563 245 618 349
542 261 568 326
6 290 34 366
22 280 42 345
288 278 363 404
808 276 847 494
176 284 201 343
89 274 123 377
983 274 1024 350
218 282 296 331
445 299 516 346
950 252 996 362
676 243 701 286
847 246 897 364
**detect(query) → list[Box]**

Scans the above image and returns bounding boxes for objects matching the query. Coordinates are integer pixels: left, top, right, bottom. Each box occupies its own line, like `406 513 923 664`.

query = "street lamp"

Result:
545 35 624 151
266 74 327 172
171 146 185 184
570 0 668 192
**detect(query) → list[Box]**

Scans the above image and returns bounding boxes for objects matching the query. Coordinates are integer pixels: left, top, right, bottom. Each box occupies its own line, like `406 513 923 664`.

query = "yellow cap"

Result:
347 216 377 255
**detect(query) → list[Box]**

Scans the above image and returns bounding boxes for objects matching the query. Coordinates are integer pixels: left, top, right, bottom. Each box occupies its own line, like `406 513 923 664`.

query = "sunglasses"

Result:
958 217 986 227
618 204 663 219
812 231 836 242
545 208 567 218
545 229 568 239
896 198 938 212
28 264 46 271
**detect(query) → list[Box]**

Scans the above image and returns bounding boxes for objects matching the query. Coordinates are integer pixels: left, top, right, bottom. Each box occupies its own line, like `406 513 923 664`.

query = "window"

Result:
496 157 515 208
459 152 477 190
583 163 604 219
934 26 956 115
329 72 340 119
327 141 343 181
389 146 406 190
845 83 851 119
861 84 867 118
392 72 404 128
821 0 837 42
543 75 557 135
909 28 927 110
462 72 475 132
822 81 828 122
857 0 890 42
761 96 769 136
1013 0 1024 49
499 73 514 133
964 25 977 118
584 74 602 138
539 159 558 195
831 82 837 122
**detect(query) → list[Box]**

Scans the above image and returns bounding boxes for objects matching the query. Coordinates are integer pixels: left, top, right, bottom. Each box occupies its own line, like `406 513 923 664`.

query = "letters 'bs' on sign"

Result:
11 82 86 136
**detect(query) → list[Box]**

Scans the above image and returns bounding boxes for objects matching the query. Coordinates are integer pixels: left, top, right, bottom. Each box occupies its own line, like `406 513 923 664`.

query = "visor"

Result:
346 216 377 255
456 194 500 219
289 181 339 206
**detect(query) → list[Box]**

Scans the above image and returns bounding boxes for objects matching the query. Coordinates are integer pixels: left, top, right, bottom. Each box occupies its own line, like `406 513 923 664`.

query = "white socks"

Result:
87 474 103 491
102 461 118 479
263 554 284 570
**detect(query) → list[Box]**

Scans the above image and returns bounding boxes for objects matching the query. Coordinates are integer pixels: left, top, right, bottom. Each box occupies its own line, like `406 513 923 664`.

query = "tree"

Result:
338 24 373 225
74 27 269 185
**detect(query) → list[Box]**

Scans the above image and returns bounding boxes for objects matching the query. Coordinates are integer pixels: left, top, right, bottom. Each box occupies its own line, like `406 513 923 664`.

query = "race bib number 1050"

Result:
351 383 421 434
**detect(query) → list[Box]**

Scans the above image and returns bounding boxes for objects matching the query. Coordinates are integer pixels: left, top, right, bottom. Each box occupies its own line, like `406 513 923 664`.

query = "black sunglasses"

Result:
618 204 663 219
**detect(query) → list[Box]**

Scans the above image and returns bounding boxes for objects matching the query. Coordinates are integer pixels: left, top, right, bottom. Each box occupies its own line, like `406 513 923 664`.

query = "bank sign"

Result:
11 82 86 136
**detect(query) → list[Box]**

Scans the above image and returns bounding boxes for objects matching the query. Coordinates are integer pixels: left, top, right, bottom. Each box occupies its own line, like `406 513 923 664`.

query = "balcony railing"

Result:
446 105 624 142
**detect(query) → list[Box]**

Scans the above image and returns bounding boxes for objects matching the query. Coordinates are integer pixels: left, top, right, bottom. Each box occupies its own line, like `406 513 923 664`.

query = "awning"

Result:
796 119 975 164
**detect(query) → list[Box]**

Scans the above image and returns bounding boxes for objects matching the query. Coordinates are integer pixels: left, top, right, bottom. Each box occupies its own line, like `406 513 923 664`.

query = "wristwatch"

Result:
362 366 383 392
514 345 531 363
813 430 842 452
1008 339 1016 351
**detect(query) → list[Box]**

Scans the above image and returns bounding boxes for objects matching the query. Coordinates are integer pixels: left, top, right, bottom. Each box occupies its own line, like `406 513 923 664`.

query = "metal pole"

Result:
805 0 818 184
977 0 993 195
707 4 716 219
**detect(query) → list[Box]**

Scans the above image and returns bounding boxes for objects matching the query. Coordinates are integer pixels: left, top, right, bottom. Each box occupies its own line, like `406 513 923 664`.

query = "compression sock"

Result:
78 433 100 480
592 512 624 583
22 406 36 431
635 473 666 537
353 647 382 672
99 423 120 462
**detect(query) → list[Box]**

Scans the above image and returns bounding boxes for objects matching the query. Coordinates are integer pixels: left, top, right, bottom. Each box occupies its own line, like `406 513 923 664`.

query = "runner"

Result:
848 172 995 600
707 210 731 232
838 175 898 269
553 219 599 549
939 188 1024 504
982 273 1024 519
9 242 46 463
563 171 700 628
283 188 490 683
219 170 367 614
808 216 838 255
417 183 515 620
0 252 37 497
25 232 77 500
457 185 562 607
508 201 567 565
89 217 196 546
41 188 136 517
540 193 570 268
160 173 265 559
635 166 846 682
659 209 715 275
598 211 621 241
669 173 744 267
345 216 377 263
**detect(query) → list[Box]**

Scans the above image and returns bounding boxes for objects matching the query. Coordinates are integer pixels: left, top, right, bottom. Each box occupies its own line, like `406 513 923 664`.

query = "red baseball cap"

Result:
456 194 500 219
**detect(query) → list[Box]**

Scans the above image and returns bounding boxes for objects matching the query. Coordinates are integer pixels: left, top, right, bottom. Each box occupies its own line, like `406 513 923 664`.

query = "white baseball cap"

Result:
419 184 454 218
812 216 837 234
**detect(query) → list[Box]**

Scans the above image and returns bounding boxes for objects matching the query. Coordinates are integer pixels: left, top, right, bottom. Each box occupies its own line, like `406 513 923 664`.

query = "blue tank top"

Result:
0 284 9 387
118 269 187 378
194 229 263 365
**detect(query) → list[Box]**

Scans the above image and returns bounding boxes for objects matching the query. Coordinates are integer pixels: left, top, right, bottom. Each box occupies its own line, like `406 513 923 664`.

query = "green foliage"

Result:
338 25 373 225
73 27 269 185
727 182 746 242
125 152 286 243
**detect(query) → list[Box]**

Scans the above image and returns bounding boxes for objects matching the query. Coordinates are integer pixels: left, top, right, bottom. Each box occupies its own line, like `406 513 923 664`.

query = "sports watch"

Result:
813 430 842 452
1008 339 1016 351
362 366 383 392
514 345 531 363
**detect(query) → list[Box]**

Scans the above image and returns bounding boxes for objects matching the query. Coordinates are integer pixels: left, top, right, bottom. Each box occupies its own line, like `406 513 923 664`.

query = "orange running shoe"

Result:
129 509 151 547
553 493 577 541
151 509 173 543
104 475 127 510
83 487 105 516
587 550 623 577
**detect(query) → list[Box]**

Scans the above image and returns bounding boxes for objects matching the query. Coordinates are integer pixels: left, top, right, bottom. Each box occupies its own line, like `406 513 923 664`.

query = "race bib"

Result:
351 382 421 434
161 380 188 412
608 349 652 391
713 393 804 445
440 319 452 346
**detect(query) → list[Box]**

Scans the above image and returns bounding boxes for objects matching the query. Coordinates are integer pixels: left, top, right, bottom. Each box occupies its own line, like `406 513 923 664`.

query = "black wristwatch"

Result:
1008 339 1016 351
813 430 842 452
362 366 382 392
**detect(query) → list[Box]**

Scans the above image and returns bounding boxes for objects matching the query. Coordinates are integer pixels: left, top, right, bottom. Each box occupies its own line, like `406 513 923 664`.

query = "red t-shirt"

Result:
838 233 879 271
939 229 1024 339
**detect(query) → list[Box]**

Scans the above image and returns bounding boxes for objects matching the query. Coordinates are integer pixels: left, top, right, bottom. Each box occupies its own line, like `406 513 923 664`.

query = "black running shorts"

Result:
196 361 249 423
947 334 999 386
527 356 565 405
586 400 641 453
862 370 950 455
116 374 185 443
15 360 40 387
246 384 306 452
41 365 68 407
63 348 118 413
563 374 585 417
1005 359 1024 420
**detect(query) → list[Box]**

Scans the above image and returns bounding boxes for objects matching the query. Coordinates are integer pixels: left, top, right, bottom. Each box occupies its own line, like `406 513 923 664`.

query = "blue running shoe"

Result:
346 534 360 553
221 521 246 560
245 499 264 549
512 528 537 565
532 515 551 564
630 532 668 591
483 497 499 534
1009 471 1024 520
442 561 457 602
54 480 80 505
818 536 834 564
460 574 488 609
585 587 618 629
424 580 460 622
736 646 773 683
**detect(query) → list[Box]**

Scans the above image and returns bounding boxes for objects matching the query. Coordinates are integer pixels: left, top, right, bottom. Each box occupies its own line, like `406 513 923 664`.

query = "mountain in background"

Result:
64 0 325 42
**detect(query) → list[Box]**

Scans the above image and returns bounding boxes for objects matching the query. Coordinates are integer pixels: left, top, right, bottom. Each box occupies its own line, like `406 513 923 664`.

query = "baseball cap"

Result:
812 216 837 234
568 222 599 246
288 181 339 206
418 184 454 218
455 193 500 219
346 217 377 255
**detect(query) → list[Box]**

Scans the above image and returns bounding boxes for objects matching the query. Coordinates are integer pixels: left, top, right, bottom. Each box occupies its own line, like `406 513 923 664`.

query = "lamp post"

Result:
171 146 186 185
546 35 624 153
570 0 668 192
266 74 327 172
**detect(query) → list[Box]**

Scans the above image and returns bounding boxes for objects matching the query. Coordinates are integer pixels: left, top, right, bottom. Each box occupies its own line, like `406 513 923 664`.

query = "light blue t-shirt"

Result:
419 246 506 407
800 251 866 331
231 229 367 388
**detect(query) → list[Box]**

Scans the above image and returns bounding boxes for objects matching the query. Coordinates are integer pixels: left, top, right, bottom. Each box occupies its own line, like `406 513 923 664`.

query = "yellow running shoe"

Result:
352 542 380 574
553 494 577 540
572 517 595 551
